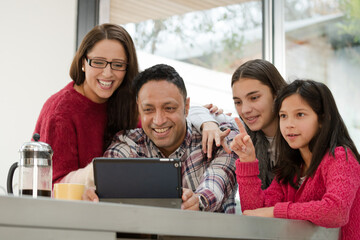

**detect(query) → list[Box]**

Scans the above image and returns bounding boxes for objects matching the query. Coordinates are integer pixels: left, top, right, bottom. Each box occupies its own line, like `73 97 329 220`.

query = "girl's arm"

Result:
236 160 286 211
232 117 286 212
188 105 235 130
188 105 217 131
274 147 360 228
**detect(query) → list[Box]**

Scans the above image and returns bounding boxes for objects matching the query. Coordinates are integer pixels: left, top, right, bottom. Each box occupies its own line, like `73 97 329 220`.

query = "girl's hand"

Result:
203 103 222 115
243 207 274 217
201 121 231 159
230 118 256 162
203 103 232 116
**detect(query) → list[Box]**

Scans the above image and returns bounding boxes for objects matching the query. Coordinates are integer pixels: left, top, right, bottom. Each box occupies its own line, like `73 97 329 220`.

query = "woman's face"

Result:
81 39 127 103
232 78 277 137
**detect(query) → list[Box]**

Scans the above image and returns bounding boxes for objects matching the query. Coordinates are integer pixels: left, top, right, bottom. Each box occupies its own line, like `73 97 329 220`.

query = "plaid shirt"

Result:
104 120 238 213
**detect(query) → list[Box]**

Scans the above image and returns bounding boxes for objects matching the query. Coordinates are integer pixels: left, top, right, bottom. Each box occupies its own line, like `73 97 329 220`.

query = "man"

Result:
85 64 238 213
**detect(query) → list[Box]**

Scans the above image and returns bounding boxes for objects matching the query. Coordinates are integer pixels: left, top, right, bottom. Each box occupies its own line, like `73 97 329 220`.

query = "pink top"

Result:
236 147 360 240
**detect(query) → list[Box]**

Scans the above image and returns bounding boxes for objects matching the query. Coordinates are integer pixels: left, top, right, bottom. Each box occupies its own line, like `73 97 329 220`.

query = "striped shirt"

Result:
104 120 238 213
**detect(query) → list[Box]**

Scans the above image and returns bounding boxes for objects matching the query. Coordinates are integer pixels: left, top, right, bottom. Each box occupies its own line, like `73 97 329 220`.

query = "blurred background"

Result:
1 0 359 194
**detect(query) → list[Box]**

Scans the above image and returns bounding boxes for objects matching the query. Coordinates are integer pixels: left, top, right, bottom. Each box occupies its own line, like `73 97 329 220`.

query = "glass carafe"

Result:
7 133 53 197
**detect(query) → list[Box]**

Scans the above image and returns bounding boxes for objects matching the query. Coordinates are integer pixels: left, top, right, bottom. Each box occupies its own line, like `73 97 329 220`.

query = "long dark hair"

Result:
231 59 287 189
69 23 139 150
273 79 360 188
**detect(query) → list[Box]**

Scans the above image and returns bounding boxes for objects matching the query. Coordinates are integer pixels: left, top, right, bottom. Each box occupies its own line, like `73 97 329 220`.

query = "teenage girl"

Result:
189 59 287 189
232 79 360 239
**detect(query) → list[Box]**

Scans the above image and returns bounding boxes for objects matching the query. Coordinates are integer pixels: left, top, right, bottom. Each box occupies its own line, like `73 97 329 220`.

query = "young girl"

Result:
232 80 360 239
190 59 287 189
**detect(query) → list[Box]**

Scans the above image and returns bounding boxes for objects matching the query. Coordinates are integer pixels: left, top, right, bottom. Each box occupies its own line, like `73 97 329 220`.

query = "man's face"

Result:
137 80 190 157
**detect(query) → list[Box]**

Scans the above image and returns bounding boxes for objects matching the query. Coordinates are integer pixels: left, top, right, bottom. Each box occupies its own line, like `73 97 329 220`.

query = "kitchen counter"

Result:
0 195 339 240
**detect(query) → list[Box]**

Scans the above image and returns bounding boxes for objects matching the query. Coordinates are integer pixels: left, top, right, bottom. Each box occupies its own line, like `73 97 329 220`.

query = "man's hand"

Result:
181 188 199 211
82 188 99 202
230 118 256 162
243 207 274 217
201 121 231 159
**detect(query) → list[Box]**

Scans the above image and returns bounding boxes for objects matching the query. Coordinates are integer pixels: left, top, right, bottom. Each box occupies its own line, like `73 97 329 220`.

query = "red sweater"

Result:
236 147 360 240
34 82 107 183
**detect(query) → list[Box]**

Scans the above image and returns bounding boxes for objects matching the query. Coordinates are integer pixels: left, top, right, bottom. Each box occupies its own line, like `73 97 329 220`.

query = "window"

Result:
109 0 263 112
284 0 360 148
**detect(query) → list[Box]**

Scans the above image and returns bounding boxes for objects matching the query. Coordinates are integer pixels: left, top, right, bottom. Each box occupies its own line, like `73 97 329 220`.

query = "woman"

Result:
34 24 139 186
190 59 287 189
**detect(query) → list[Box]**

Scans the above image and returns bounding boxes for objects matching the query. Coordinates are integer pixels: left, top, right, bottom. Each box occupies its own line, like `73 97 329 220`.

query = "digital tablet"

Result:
93 157 182 209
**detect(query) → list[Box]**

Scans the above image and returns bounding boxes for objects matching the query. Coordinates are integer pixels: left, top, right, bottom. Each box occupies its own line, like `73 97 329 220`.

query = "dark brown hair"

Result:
69 23 139 150
231 59 287 96
273 79 360 189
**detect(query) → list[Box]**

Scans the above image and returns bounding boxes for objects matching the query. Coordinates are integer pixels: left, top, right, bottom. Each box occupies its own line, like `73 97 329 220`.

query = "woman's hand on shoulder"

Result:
230 118 256 162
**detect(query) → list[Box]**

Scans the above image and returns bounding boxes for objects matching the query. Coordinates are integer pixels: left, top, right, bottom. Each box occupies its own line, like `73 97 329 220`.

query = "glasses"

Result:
85 57 127 71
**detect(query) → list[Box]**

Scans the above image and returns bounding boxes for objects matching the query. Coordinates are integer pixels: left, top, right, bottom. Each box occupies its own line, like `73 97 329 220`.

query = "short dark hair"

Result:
273 79 360 188
231 59 287 97
133 64 187 101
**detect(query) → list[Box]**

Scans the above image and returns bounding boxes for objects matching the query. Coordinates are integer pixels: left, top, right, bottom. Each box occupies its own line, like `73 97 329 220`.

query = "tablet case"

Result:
93 157 182 209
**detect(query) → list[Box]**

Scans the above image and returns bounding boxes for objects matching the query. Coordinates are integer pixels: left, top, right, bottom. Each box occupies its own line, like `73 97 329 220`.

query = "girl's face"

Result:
279 94 320 153
232 78 277 137
82 39 127 103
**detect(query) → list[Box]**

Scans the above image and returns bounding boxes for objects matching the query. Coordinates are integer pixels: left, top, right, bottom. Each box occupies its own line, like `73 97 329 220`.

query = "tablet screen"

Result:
93 158 182 199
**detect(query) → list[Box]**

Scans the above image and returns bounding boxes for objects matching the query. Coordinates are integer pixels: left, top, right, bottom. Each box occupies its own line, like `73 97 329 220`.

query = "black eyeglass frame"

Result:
85 57 127 71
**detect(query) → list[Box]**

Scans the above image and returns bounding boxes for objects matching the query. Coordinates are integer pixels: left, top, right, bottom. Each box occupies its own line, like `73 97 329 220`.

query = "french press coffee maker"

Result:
7 133 53 197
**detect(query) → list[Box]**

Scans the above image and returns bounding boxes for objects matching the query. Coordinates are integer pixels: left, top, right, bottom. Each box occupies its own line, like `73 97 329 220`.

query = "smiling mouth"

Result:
153 127 170 133
245 116 259 123
287 134 300 138
98 80 113 88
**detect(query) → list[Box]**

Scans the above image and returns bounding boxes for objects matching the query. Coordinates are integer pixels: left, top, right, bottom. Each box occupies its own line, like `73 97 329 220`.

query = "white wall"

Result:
0 0 77 194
